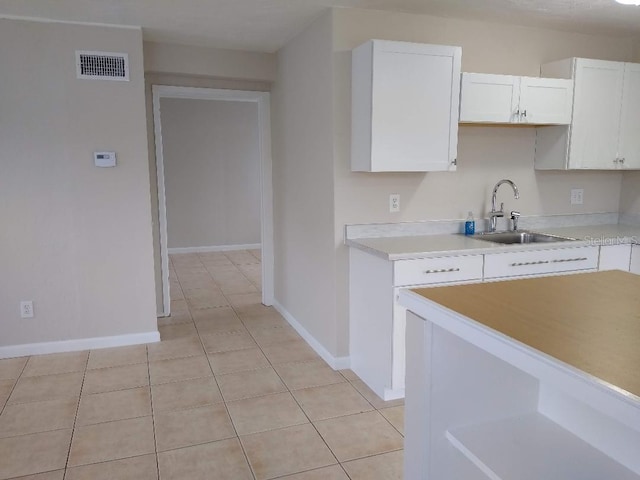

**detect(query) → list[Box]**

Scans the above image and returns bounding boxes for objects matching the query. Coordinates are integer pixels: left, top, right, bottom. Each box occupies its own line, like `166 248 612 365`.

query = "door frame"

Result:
152 85 274 316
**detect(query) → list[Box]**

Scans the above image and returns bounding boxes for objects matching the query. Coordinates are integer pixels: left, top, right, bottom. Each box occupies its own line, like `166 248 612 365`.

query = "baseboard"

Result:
0 331 160 359
168 244 261 254
272 300 350 371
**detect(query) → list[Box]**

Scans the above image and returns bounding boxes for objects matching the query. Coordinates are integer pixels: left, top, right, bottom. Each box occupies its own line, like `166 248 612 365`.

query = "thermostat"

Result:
94 151 117 168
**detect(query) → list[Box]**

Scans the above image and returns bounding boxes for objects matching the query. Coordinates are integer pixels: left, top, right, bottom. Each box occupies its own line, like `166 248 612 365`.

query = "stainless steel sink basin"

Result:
473 231 576 245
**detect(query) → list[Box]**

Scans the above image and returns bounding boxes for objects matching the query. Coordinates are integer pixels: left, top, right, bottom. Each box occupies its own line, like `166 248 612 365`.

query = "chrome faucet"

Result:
489 179 520 232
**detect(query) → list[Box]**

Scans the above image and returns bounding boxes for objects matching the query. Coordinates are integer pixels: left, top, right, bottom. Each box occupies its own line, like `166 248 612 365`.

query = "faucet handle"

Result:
510 211 521 231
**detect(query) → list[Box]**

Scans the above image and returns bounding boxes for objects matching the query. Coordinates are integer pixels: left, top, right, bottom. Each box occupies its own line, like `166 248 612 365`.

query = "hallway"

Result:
0 250 403 479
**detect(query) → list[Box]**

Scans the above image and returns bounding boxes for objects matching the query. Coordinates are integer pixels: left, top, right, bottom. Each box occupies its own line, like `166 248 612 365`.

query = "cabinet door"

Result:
617 63 640 169
631 245 640 275
459 73 519 123
569 59 624 169
598 244 632 271
352 40 461 172
519 77 573 125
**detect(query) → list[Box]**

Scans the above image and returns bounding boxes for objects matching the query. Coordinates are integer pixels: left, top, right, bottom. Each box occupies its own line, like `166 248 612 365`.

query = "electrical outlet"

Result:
389 194 400 213
570 188 584 205
20 300 34 319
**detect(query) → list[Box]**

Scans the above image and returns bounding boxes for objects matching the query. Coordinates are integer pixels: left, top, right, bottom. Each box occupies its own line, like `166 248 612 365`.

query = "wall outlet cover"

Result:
390 194 400 213
20 300 34 318
570 189 584 205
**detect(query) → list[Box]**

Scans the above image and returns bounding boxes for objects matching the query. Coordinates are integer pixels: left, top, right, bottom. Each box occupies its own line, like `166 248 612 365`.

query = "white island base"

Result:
400 272 640 480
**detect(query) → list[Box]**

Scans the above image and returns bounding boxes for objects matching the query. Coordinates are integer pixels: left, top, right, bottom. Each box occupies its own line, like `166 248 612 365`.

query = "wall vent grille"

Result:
75 51 129 81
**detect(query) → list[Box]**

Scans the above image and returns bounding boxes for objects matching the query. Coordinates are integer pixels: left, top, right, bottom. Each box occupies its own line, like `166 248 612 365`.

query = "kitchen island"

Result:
399 270 640 479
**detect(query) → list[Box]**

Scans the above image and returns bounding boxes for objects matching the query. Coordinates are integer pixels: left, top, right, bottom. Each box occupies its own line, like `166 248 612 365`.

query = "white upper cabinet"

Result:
460 73 573 125
536 58 640 170
351 40 462 172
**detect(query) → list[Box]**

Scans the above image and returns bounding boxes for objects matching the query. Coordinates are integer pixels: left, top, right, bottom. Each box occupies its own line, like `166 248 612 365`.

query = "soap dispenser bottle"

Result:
465 211 475 236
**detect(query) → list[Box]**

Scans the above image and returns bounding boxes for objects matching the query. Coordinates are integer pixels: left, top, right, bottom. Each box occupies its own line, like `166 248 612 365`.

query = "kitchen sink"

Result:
473 230 577 245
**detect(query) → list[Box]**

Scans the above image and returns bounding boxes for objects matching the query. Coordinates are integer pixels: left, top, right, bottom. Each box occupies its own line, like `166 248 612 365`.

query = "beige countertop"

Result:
347 223 640 260
412 270 640 400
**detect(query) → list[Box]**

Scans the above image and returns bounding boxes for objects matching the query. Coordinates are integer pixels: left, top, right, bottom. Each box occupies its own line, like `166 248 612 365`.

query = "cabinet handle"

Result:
509 260 550 267
423 267 461 274
551 257 588 263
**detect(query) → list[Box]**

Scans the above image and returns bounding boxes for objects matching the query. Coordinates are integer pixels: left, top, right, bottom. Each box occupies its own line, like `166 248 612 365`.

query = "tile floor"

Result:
0 250 404 479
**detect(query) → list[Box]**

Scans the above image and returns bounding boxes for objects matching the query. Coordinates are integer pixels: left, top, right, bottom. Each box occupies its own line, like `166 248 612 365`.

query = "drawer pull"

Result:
509 260 550 267
552 257 588 263
424 267 461 274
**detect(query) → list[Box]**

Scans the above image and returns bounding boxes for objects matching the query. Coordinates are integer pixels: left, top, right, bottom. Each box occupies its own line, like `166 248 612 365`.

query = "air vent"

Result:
75 51 129 81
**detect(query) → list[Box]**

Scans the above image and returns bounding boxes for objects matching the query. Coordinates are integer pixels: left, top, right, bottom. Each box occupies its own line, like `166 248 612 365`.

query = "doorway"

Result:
152 86 274 316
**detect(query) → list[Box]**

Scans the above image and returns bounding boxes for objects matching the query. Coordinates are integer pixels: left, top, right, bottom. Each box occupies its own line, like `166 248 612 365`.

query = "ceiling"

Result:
1 0 639 53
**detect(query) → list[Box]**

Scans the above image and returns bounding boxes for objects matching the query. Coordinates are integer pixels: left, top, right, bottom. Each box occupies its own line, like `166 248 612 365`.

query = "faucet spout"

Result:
489 179 520 232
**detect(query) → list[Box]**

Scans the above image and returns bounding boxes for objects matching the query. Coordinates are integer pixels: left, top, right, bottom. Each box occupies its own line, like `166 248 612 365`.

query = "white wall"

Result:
0 19 157 349
144 41 276 82
160 98 261 249
271 11 340 357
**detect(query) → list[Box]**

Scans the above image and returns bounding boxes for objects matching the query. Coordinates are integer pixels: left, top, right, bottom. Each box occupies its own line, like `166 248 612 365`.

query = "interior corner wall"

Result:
144 41 277 82
0 19 157 349
271 11 340 358
160 98 261 249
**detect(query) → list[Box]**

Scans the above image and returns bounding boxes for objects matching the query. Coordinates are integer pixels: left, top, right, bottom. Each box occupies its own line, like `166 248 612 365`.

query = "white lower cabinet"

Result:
631 245 640 274
350 242 633 401
349 248 483 401
484 246 599 279
599 244 633 271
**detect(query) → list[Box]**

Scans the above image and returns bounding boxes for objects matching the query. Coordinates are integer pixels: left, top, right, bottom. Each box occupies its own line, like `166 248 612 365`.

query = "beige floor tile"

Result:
68 416 155 467
8 372 83 404
225 251 259 265
76 387 151 426
338 369 360 382
275 465 349 479
242 314 289 332
195 317 246 336
186 294 228 310
158 438 252 480
261 341 320 365
274 360 345 391
0 357 27 380
87 345 147 370
0 379 15 409
8 471 65 480
149 356 212 385
291 383 372 421
227 392 308 435
341 450 403 480
157 311 192 327
200 331 257 353
0 397 77 438
190 306 238 322
219 279 258 295
217 368 287 402
250 326 302 348
147 337 204 362
0 429 71 479
65 454 158 480
350 379 404 410
314 411 403 462
158 323 199 341
207 348 270 375
169 299 189 315
241 424 336 480
22 351 88 377
225 292 263 308
380 405 404 435
82 364 149 395
154 403 235 452
151 377 222 413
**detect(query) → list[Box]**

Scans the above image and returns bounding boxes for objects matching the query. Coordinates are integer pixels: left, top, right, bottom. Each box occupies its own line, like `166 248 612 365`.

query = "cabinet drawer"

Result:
484 246 599 279
394 255 484 287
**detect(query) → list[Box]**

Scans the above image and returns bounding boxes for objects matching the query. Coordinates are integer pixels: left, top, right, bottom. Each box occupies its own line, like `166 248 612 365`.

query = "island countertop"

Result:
409 270 640 400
